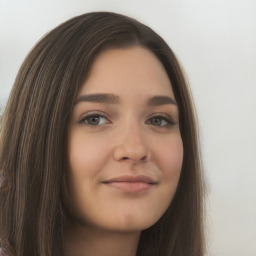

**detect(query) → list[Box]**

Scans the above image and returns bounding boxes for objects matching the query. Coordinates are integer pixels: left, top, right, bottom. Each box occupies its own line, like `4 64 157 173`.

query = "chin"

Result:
106 213 160 233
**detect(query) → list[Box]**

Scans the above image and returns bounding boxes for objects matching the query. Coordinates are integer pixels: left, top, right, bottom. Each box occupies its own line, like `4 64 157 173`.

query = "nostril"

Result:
121 155 148 161
114 145 151 162
141 155 148 161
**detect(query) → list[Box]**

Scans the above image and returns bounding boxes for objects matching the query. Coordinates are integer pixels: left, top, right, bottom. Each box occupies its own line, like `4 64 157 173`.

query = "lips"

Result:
102 175 157 193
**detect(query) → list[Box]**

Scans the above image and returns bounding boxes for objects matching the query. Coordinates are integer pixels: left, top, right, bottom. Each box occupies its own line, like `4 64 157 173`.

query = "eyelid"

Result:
146 113 176 126
78 111 111 125
77 111 176 127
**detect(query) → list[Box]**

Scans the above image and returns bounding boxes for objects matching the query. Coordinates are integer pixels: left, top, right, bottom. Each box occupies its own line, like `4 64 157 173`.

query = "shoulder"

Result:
0 247 7 256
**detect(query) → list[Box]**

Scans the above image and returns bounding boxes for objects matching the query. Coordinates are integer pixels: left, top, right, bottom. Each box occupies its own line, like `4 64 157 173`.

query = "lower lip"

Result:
104 182 155 193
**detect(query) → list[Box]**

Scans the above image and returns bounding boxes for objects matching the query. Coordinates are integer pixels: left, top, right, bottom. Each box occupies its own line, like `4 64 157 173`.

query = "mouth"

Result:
102 175 158 193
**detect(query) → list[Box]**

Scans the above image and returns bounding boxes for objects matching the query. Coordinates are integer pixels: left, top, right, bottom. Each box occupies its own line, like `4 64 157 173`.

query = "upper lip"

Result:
103 175 157 184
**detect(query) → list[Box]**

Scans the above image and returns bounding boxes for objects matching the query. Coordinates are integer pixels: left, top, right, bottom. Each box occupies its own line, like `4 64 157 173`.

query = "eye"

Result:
79 114 109 126
146 115 175 127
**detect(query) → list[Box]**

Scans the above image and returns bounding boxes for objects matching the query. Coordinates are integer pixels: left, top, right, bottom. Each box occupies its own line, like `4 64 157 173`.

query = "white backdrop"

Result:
1 0 256 255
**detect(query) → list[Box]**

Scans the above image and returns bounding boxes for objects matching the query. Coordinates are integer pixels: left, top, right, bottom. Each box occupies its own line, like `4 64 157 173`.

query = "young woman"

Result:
0 12 205 256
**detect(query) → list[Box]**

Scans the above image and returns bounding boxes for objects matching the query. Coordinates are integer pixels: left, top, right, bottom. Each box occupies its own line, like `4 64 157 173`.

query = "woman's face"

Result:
68 46 183 233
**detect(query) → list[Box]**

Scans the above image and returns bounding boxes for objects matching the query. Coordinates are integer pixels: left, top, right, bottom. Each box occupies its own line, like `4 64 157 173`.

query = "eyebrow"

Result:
74 93 177 106
74 94 120 105
148 95 177 106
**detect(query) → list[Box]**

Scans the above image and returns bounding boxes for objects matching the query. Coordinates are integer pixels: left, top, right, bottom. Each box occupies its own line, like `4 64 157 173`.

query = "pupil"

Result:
89 116 100 125
152 118 161 125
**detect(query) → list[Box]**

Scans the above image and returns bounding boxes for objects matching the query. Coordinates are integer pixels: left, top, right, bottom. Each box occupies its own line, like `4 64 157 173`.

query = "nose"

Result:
113 126 151 163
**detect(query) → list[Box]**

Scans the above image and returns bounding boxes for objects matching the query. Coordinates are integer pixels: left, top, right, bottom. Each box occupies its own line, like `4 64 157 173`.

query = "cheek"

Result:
68 132 108 177
67 133 107 210
154 135 183 194
67 133 109 218
157 136 183 174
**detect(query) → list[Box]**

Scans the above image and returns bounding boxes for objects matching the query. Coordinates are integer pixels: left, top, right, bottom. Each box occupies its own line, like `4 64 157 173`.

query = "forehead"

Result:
78 46 174 99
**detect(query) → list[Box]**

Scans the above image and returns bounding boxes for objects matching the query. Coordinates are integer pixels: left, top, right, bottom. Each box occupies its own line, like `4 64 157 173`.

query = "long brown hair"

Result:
0 12 205 256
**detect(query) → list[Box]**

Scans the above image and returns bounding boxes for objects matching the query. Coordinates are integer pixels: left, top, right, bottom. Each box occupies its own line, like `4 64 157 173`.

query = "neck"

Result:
63 222 141 256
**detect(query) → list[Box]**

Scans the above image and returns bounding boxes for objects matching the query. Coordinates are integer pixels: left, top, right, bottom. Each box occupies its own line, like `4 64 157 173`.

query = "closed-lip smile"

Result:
102 175 158 193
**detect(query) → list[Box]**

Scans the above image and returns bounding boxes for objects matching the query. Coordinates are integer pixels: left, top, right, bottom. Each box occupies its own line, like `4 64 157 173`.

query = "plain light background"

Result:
0 0 256 255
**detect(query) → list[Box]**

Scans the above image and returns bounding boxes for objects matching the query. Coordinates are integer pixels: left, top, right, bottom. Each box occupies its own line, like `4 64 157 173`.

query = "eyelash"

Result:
78 112 110 127
145 115 175 127
78 112 175 128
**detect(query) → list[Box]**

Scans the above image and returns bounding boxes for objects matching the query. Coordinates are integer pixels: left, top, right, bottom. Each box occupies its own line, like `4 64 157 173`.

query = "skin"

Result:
64 46 183 256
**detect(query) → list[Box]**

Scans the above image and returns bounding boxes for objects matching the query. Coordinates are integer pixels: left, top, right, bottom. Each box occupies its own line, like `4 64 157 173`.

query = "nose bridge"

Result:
123 117 144 144
113 114 151 162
